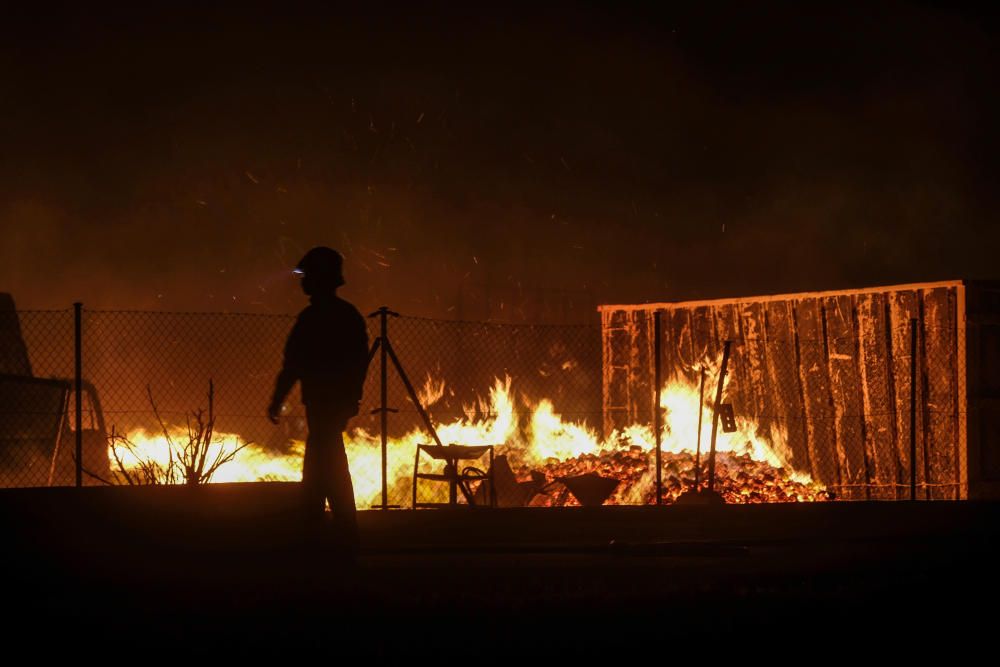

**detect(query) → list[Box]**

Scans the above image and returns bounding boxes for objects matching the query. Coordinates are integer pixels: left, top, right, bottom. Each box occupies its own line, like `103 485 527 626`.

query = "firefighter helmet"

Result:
294 246 345 286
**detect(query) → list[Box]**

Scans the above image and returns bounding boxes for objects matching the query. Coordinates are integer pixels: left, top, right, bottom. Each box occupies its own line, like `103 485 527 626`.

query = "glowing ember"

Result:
520 449 828 506
110 370 826 505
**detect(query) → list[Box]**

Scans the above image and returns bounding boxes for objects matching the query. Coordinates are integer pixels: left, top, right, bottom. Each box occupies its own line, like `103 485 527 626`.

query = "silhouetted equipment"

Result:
706 340 732 494
0 294 108 486
369 306 450 509
557 472 619 507
0 294 31 376
471 454 547 507
412 444 496 507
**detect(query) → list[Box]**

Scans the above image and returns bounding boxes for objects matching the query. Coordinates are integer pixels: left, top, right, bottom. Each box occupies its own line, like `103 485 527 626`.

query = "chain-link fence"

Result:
1 305 602 508
1 285 985 504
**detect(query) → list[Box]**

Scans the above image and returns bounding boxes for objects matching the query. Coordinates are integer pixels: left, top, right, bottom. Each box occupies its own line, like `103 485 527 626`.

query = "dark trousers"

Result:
303 407 359 547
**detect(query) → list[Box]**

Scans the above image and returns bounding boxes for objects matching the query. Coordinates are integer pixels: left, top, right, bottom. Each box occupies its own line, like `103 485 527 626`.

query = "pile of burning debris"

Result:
513 447 830 507
101 370 831 508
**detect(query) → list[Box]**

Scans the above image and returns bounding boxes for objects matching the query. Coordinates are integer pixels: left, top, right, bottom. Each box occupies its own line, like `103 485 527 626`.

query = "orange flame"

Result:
111 371 823 505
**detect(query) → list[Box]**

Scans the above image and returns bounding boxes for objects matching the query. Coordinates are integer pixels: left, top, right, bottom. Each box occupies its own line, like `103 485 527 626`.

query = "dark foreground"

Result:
3 483 998 657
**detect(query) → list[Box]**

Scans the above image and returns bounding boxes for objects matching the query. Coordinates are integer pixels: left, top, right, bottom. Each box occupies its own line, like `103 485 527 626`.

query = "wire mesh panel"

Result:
2 305 606 506
79 310 331 490
83 311 301 447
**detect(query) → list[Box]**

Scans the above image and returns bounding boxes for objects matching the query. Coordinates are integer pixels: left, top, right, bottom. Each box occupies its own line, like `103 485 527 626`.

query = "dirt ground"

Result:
3 484 997 657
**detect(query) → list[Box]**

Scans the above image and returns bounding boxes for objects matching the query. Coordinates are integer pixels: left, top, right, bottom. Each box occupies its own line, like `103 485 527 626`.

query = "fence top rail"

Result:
395 313 599 329
78 309 297 319
9 308 75 315
14 308 600 329
598 280 967 313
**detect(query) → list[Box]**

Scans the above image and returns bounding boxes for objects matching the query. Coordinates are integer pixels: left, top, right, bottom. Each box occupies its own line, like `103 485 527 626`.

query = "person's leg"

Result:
302 408 330 528
327 418 359 550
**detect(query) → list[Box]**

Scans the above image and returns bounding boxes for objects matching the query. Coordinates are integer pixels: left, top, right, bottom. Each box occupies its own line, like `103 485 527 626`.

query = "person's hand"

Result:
267 402 282 425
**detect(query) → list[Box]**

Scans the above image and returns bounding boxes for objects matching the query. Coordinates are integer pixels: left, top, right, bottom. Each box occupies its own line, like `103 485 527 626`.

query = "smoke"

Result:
0 2 994 317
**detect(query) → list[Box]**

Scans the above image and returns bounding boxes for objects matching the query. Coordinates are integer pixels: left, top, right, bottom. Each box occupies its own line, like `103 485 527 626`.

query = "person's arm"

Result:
346 311 371 416
268 316 305 423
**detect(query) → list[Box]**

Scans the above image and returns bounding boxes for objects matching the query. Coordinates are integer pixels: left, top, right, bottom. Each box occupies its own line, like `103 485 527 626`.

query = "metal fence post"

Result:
379 306 389 510
653 310 662 505
74 302 83 488
694 367 706 492
910 318 918 501
706 340 732 494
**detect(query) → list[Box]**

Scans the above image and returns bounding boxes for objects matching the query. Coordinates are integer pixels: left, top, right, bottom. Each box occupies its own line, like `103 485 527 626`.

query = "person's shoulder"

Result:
334 297 366 322
295 304 317 322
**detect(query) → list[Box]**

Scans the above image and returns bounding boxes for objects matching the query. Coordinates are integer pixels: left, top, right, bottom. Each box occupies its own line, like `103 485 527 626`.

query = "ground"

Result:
3 483 997 657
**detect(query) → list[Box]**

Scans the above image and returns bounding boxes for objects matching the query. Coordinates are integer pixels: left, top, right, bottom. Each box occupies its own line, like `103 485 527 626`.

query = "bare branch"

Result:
81 465 114 486
108 426 137 486
105 382 249 486
197 380 215 480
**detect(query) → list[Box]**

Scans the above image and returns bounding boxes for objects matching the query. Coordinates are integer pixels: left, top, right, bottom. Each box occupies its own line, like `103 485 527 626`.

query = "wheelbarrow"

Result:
555 473 619 507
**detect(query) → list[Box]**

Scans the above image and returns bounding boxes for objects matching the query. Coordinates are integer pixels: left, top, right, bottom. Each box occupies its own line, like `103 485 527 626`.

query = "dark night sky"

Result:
1 1 996 319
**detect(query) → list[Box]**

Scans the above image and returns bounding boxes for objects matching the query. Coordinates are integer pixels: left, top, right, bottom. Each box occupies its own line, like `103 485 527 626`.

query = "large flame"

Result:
109 370 824 505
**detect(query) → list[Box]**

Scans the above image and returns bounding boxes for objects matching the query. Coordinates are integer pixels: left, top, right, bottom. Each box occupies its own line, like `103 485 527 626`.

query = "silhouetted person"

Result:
268 247 369 552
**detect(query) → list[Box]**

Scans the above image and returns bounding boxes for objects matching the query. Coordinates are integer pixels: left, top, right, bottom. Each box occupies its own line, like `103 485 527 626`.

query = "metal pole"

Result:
654 311 662 505
706 340 732 493
694 367 706 491
384 341 444 448
412 446 420 508
489 446 496 508
74 302 83 488
379 306 389 510
910 318 918 501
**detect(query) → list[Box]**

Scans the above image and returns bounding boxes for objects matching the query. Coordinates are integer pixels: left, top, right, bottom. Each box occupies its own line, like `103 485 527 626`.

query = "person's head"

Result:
294 246 345 296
